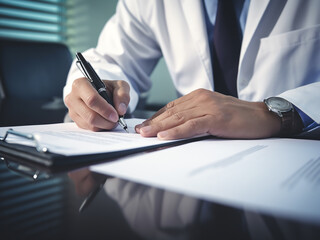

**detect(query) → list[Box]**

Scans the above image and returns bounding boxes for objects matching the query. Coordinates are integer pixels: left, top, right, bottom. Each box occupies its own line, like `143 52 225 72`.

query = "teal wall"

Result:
66 0 177 108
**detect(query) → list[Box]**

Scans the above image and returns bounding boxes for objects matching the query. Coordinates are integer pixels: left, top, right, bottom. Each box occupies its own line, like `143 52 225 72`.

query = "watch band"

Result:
280 107 303 136
264 97 304 137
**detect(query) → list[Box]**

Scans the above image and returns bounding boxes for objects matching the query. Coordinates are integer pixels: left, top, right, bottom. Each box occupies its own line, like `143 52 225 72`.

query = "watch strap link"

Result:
280 108 303 136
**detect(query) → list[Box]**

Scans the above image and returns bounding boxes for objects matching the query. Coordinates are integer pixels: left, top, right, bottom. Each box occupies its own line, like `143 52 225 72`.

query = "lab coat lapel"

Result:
238 0 288 98
240 0 270 63
181 0 213 89
237 0 270 98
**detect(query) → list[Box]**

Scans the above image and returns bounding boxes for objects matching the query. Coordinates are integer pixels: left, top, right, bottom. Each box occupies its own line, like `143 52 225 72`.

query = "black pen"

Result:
75 52 128 133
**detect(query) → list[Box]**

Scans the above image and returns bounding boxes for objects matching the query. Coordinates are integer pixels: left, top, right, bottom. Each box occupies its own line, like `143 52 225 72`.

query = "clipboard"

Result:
0 128 210 174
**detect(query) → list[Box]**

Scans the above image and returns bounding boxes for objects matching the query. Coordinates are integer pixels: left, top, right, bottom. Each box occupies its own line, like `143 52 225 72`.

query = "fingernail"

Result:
136 122 146 129
158 131 168 139
135 124 142 133
109 112 118 122
118 103 127 115
140 126 152 134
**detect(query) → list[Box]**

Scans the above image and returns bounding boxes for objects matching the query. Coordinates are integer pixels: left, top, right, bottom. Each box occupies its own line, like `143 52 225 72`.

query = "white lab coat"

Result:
65 0 320 125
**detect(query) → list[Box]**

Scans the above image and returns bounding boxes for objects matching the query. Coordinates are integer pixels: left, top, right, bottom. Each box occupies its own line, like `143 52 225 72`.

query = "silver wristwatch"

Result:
263 97 301 136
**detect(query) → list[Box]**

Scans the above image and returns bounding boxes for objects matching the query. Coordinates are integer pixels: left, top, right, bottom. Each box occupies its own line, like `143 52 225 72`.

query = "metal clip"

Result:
1 156 47 180
1 128 49 153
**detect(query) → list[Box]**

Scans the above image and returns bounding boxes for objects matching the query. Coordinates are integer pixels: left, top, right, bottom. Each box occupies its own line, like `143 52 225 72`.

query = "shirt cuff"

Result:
294 105 319 132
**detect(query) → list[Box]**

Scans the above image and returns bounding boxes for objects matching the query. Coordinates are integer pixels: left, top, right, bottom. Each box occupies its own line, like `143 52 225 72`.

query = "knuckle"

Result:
172 112 184 122
72 78 83 91
117 80 130 94
119 92 130 104
197 88 206 94
119 80 129 88
64 94 71 106
199 90 212 102
194 88 207 96
85 94 98 108
165 101 175 110
165 109 175 117
86 112 97 126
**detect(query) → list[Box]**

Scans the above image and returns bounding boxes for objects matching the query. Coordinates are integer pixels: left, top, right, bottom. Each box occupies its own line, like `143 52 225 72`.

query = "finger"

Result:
135 96 197 133
71 108 117 131
74 78 118 122
66 88 117 130
146 90 230 128
157 115 211 140
135 89 218 134
65 92 99 131
70 111 101 132
139 105 208 137
149 93 197 120
153 97 199 123
135 106 167 133
105 80 130 116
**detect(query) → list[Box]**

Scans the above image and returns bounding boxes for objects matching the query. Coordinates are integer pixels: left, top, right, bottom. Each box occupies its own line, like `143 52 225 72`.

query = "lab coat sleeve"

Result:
279 82 320 138
64 0 162 112
279 82 320 124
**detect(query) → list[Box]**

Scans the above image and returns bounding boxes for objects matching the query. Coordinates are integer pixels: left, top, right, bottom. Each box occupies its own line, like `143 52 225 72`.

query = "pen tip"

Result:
118 117 129 133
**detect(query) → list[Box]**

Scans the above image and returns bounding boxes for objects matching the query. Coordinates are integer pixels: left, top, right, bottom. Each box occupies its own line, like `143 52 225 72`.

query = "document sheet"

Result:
91 138 320 223
0 119 179 156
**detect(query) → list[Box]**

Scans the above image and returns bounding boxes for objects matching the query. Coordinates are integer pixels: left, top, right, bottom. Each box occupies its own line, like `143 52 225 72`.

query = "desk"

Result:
0 100 319 240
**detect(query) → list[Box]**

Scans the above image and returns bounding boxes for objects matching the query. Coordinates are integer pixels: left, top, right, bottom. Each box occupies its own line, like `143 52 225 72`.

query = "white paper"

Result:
90 138 320 224
0 119 179 156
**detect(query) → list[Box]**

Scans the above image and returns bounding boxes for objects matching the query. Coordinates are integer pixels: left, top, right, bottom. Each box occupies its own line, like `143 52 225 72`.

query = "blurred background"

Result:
0 0 177 110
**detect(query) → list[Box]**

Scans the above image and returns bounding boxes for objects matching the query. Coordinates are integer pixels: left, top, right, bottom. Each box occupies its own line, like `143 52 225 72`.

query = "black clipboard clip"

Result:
1 128 49 180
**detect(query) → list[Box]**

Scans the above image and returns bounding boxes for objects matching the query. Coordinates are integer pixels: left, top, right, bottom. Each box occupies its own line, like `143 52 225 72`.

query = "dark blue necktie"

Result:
212 0 242 97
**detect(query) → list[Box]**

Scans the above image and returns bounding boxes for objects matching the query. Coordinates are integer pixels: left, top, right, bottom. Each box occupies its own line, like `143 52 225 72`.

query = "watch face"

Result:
265 97 293 112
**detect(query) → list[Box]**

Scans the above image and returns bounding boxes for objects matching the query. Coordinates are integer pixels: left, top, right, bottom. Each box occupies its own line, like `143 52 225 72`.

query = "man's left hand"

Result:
135 89 281 140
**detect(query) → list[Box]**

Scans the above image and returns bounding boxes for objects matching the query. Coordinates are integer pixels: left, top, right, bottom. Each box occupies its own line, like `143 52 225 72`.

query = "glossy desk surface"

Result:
0 99 319 240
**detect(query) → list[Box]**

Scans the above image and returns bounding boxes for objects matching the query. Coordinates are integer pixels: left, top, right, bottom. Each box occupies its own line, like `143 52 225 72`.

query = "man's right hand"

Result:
64 77 130 131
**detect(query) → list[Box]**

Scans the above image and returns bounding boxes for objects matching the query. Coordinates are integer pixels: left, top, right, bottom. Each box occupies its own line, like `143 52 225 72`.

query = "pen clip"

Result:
76 60 92 82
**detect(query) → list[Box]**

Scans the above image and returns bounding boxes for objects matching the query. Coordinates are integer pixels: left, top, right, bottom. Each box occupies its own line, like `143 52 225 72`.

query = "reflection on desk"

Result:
0 160 69 238
1 160 320 239
68 168 320 240
68 168 248 240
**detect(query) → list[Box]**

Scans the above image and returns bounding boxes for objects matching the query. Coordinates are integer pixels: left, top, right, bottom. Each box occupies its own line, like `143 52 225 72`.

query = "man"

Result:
64 0 320 140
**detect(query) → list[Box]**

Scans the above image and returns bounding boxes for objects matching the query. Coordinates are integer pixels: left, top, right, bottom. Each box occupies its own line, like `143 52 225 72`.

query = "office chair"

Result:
0 40 72 126
0 39 72 100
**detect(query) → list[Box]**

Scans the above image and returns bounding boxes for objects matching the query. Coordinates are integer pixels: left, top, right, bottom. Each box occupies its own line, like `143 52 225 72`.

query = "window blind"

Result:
0 0 67 42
